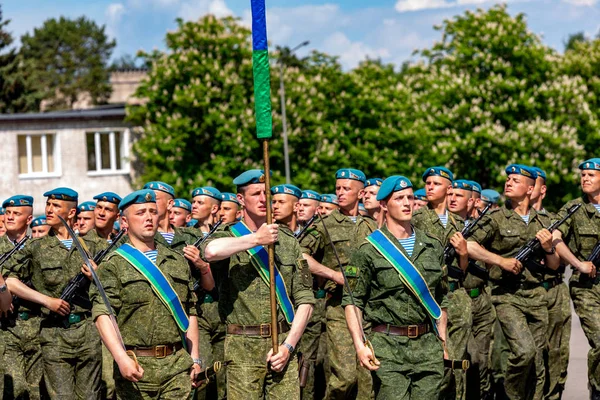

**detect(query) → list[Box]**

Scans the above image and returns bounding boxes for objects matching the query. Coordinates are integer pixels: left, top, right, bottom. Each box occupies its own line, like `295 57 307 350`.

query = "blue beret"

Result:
376 176 413 201
143 181 175 197
119 189 156 211
3 195 34 208
220 192 240 205
422 166 453 183
505 164 538 180
30 216 47 227
320 194 339 205
187 219 199 228
469 181 482 193
233 169 269 187
579 158 600 171
93 192 122 205
191 186 222 201
113 220 121 231
173 198 192 211
271 184 302 199
44 187 78 202
301 190 321 201
335 168 366 183
452 179 474 191
0 207 4 215
481 189 501 204
414 188 427 201
531 167 546 181
365 178 383 188
358 203 366 212
78 201 96 213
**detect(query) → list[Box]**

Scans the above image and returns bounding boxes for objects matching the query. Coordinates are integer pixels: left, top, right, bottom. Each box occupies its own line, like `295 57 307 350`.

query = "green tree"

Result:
19 16 116 111
564 31 587 52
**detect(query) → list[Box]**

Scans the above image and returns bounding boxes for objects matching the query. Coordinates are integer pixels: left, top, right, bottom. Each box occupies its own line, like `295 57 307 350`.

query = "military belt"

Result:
372 323 431 338
448 280 463 292
226 321 290 337
125 342 183 358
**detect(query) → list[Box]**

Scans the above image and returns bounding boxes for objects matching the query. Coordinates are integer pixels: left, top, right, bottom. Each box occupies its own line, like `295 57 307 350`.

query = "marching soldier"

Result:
362 178 383 222
0 207 7 237
30 217 50 238
76 201 96 236
219 193 241 224
191 187 222 235
413 188 428 212
318 194 339 216
297 190 321 226
143 181 177 244
92 192 122 242
169 199 193 228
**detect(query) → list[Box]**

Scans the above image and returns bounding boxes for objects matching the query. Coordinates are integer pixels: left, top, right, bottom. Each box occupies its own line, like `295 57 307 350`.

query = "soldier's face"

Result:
4 207 33 233
581 170 600 195
362 185 381 211
239 184 267 218
272 194 296 223
153 191 174 220
169 208 191 227
0 216 6 237
219 201 240 223
123 203 159 241
335 179 364 210
296 199 318 222
381 189 414 223
413 199 428 212
425 176 451 203
45 200 77 227
76 211 95 235
504 174 534 200
447 189 473 214
191 196 218 221
318 202 339 216
530 177 546 203
94 202 119 230
31 225 51 238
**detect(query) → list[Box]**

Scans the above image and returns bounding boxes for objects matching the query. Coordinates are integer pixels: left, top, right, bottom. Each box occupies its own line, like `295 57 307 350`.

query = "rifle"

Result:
585 233 600 283
0 235 31 329
59 229 126 304
191 220 222 293
0 235 30 268
294 214 318 241
514 204 581 269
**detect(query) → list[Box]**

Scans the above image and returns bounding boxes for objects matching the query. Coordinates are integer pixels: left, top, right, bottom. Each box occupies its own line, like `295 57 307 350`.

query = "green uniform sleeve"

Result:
467 213 496 247
91 259 122 321
291 243 316 307
556 202 574 240
7 240 33 281
342 244 371 311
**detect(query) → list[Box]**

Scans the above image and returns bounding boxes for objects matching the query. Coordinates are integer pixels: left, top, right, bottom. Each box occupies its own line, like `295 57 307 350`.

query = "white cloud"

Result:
127 0 180 8
562 0 598 5
395 0 453 12
178 0 233 20
106 3 126 24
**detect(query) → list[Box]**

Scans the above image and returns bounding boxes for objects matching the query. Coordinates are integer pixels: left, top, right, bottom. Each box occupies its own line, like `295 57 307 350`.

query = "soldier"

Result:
467 165 560 400
169 199 193 228
343 175 449 399
480 190 501 211
202 169 315 399
0 207 7 237
530 168 548 214
6 187 105 399
219 193 241 224
469 181 483 219
271 184 302 233
0 195 43 400
143 181 177 244
318 194 339 217
191 187 222 235
413 188 428 212
30 217 50 238
297 190 321 225
76 201 96 236
93 192 122 241
551 158 600 400
362 178 383 222
91 189 202 399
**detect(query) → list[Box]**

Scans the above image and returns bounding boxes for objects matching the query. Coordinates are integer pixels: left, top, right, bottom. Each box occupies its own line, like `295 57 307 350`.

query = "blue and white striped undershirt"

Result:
593 204 600 214
438 212 448 228
348 216 357 224
60 239 73 250
398 232 416 257
520 213 530 225
144 250 158 263
160 231 175 244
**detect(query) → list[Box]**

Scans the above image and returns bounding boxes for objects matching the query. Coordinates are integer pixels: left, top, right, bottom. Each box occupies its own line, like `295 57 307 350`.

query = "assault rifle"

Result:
0 235 29 267
294 214 318 241
191 220 222 292
585 233 600 283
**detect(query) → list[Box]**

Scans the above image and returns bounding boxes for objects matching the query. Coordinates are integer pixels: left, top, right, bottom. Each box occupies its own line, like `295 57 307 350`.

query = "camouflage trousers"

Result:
570 281 600 392
115 346 193 400
1 316 43 400
492 287 548 400
224 331 299 400
543 282 571 400
324 303 373 400
194 301 226 400
298 296 326 400
440 287 472 400
466 288 496 399
370 331 444 400
39 318 103 399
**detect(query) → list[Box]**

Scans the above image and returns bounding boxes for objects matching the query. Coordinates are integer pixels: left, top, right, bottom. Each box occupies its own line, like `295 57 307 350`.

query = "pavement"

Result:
563 301 591 400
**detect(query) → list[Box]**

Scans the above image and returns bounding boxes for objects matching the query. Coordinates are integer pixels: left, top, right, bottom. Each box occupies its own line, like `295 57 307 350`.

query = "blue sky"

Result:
3 0 600 69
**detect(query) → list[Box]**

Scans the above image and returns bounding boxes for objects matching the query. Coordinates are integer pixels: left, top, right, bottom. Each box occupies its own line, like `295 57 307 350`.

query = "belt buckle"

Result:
259 323 271 338
407 325 418 339
154 345 167 358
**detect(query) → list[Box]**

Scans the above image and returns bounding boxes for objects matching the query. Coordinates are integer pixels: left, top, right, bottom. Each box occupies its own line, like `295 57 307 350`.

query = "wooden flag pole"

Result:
263 140 278 353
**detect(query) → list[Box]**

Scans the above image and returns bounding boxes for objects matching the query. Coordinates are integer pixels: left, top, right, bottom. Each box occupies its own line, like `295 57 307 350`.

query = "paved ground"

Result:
563 302 591 400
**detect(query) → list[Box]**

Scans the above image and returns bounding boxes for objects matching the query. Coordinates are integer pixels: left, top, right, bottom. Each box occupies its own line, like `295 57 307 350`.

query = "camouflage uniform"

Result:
342 225 447 399
469 206 551 400
314 209 376 400
201 222 315 400
90 240 198 400
413 207 471 400
556 197 600 395
9 230 106 399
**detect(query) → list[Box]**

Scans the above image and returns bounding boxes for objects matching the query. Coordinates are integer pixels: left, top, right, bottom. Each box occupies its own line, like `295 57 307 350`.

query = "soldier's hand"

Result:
81 260 99 280
331 271 345 286
450 232 468 257
190 363 202 388
45 297 70 316
183 245 209 270
266 344 291 372
255 223 279 246
577 260 597 278
357 344 380 371
118 356 144 382
536 229 553 253
499 258 522 275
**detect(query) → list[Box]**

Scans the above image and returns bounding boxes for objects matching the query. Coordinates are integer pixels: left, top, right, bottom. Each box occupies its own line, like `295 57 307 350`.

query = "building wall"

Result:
0 119 135 216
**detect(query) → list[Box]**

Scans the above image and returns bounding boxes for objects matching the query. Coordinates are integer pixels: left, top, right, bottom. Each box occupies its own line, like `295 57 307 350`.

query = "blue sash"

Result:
115 244 190 332
230 221 295 324
366 229 442 322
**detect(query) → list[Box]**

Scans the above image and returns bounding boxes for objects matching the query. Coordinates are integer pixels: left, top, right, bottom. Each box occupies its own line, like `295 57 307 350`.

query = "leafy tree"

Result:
19 16 116 111
110 54 145 71
564 32 587 52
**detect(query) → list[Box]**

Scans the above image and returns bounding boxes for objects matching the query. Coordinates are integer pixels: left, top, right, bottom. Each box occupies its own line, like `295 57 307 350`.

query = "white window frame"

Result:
17 132 62 179
86 128 131 176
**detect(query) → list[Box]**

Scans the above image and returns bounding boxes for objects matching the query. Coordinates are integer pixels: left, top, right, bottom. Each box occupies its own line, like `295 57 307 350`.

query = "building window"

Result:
86 130 129 175
17 133 60 177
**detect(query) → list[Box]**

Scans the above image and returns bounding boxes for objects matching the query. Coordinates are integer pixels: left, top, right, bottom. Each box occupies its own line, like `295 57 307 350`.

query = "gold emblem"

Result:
102 196 108 201
440 170 449 178
51 195 56 200
400 180 407 188
259 174 265 183
145 193 152 202
9 200 14 205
